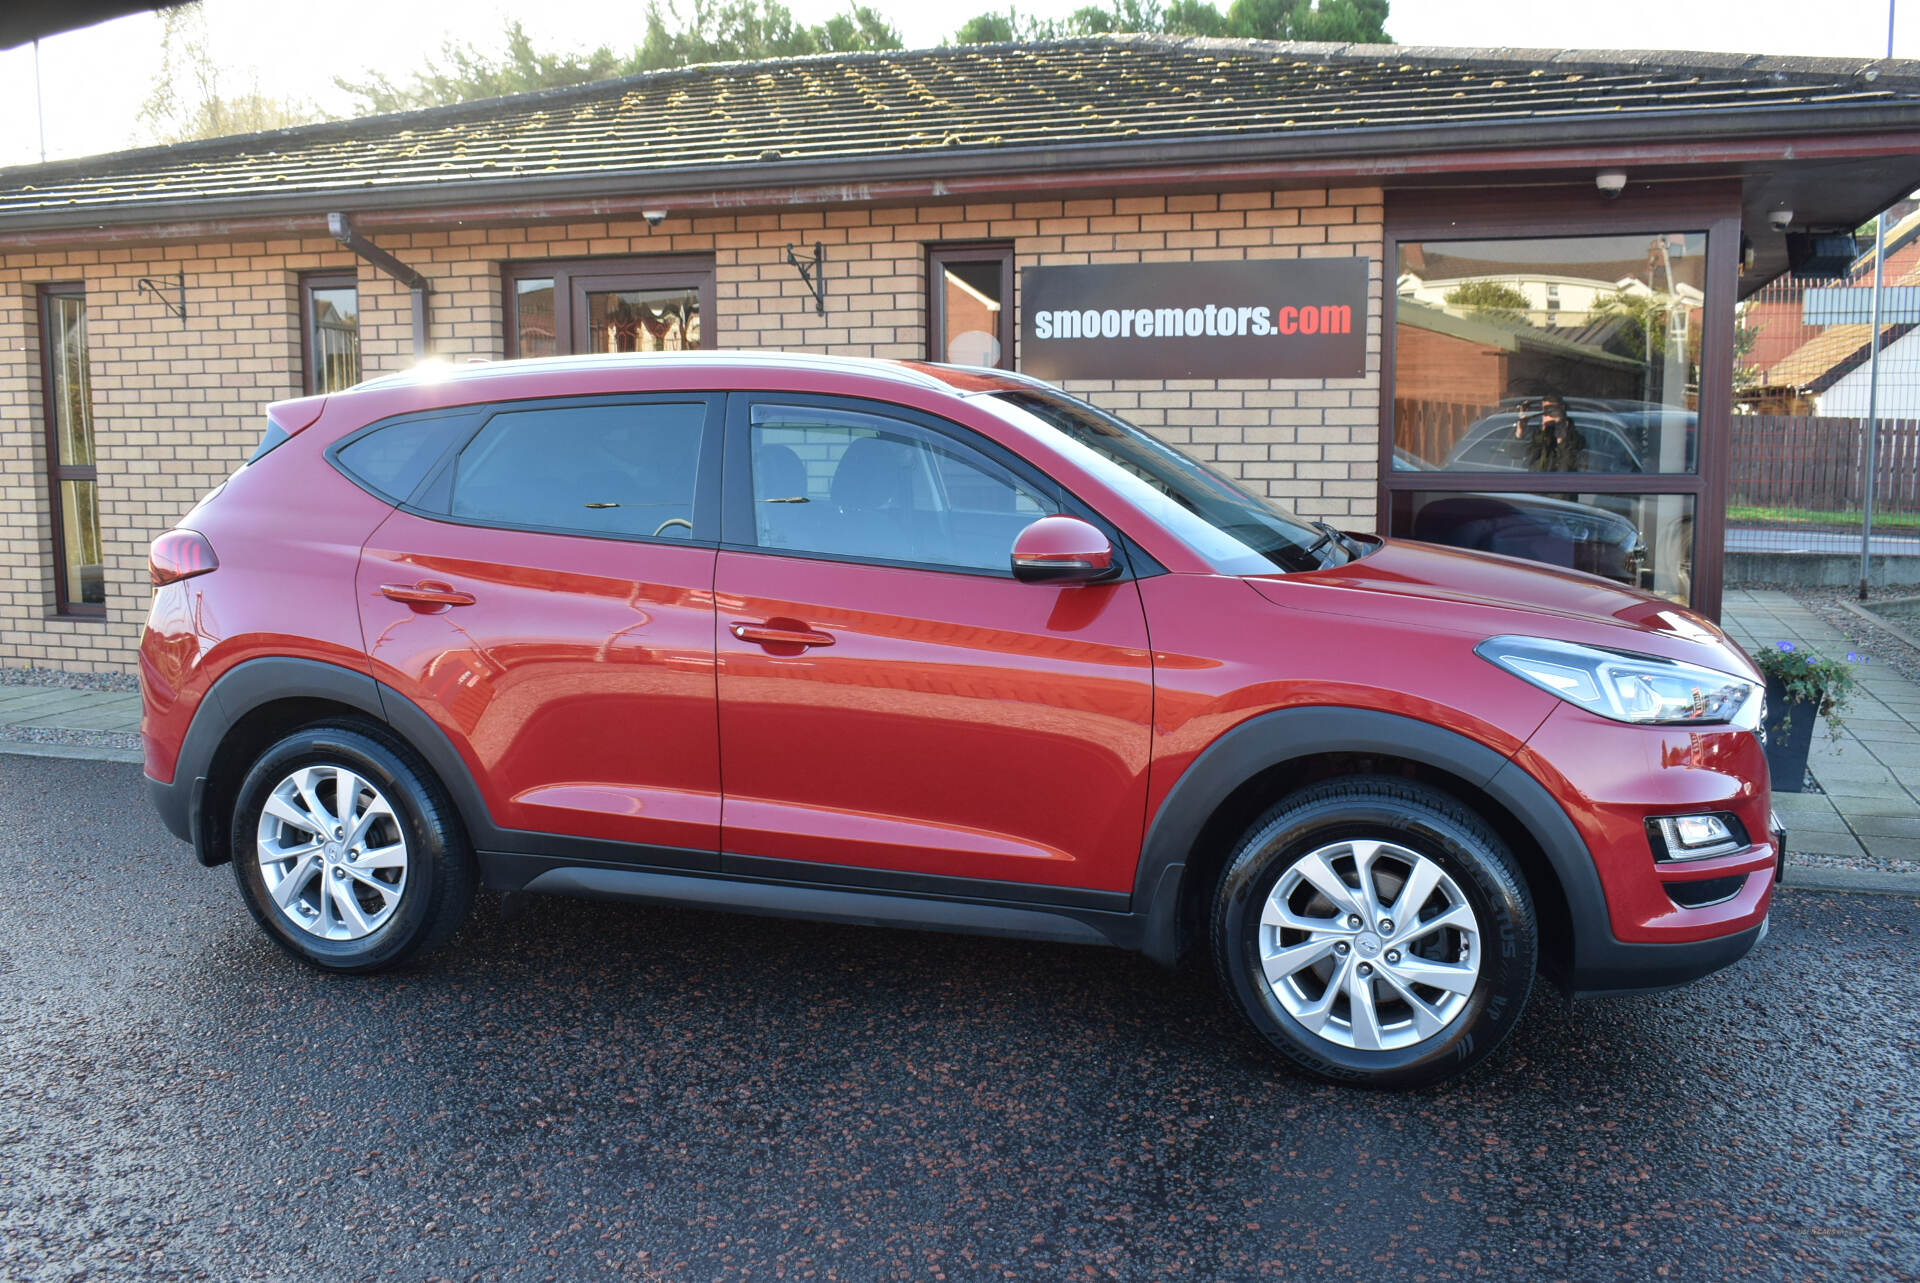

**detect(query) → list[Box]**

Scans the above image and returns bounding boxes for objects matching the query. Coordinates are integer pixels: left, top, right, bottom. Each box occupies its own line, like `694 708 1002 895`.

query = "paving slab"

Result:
1847 813 1920 839
1772 806 1854 834
1724 591 1920 873
0 690 104 724
11 704 147 731
1779 827 1869 857
1858 835 1920 861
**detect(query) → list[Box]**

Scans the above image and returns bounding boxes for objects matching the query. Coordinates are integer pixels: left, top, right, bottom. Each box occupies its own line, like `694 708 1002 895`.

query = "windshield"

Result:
984 388 1357 575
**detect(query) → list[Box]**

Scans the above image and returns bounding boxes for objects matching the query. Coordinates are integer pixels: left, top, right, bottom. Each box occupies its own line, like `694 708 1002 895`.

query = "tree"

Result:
337 2 903 116
1443 280 1531 322
954 11 1021 42
948 0 1390 44
1591 288 1696 366
140 4 327 143
336 21 628 115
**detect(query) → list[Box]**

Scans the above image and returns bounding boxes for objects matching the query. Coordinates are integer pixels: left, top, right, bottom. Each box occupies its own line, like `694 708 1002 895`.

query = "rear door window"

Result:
447 400 712 541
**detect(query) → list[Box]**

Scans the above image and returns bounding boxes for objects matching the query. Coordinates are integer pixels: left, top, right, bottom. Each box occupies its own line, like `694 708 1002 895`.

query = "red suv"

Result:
140 354 1780 1088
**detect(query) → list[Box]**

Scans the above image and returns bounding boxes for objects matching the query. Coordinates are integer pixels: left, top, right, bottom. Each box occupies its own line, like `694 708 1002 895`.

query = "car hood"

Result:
1245 538 1758 679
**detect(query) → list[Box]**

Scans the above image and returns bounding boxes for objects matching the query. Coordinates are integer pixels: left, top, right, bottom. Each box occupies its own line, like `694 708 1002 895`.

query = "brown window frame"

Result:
502 255 717 357
1380 182 1741 621
927 242 1015 369
300 271 361 396
38 282 104 620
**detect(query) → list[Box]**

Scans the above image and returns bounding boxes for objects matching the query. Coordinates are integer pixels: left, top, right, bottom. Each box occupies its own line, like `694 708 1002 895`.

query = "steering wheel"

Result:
653 517 694 539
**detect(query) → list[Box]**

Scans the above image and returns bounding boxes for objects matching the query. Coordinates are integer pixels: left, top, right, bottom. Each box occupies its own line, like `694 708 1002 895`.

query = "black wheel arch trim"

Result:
149 656 391 864
1129 706 1619 980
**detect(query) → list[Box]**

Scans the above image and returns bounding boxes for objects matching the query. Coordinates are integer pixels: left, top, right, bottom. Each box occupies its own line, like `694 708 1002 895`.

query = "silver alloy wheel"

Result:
255 765 409 942
1257 838 1481 1052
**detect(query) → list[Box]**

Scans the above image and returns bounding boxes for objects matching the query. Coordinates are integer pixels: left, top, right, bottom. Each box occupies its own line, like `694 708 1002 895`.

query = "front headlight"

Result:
1475 635 1762 729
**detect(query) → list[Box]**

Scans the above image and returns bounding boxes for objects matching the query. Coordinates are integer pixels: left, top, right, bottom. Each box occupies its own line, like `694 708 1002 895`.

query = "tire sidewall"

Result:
230 725 449 973
1216 792 1533 1088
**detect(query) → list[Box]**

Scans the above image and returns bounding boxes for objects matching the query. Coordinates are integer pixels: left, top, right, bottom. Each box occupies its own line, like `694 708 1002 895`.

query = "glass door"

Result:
506 257 715 357
1383 223 1731 611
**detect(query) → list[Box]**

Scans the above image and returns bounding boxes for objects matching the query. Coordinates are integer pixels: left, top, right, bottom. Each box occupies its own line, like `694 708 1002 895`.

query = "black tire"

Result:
229 722 475 973
1210 776 1535 1089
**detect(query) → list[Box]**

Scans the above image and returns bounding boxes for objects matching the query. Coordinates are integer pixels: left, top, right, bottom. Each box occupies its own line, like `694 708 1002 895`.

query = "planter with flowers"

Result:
1751 641 1860 793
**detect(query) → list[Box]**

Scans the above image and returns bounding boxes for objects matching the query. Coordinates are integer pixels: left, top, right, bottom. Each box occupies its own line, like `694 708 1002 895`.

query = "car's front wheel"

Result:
1211 776 1536 1089
229 723 474 973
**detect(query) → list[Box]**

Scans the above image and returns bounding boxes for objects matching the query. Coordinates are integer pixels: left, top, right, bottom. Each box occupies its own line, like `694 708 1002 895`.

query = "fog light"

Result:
1654 814 1742 860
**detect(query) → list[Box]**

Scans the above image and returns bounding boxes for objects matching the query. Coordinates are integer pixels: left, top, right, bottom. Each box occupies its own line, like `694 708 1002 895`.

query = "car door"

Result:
714 394 1155 896
354 393 724 866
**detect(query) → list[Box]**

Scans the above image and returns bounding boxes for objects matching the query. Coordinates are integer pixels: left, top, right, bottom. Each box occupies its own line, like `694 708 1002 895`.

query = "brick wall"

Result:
0 184 1384 672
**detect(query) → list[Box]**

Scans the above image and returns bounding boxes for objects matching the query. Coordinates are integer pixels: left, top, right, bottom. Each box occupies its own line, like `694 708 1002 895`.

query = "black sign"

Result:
1019 258 1370 381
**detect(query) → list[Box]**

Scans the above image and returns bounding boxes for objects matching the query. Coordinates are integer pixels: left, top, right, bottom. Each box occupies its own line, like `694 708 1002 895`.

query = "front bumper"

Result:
1566 914 1769 998
1518 704 1776 940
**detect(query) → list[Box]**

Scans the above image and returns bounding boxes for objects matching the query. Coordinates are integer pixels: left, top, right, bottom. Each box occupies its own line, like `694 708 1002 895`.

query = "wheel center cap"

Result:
1355 933 1382 957
324 842 343 862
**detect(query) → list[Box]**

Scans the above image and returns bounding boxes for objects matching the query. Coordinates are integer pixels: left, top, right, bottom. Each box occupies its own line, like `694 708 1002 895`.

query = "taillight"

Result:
150 529 218 586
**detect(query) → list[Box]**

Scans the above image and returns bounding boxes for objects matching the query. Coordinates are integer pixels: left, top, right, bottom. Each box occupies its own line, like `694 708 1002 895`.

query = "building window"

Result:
504 257 715 357
39 284 104 616
1387 229 1713 606
302 273 361 395
928 243 1013 368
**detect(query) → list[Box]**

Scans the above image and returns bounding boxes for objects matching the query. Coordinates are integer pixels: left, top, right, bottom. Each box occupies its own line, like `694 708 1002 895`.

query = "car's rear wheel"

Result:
229 723 474 973
1211 776 1536 1089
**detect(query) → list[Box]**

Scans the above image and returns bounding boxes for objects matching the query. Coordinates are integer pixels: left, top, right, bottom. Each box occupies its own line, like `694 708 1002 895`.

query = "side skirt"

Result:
477 851 1145 953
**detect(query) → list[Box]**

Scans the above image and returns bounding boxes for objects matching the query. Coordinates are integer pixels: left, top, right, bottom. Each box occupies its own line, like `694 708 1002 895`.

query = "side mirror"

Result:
1010 515 1117 584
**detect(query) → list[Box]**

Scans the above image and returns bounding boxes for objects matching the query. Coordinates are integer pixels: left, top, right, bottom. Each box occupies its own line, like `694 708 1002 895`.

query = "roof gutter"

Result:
4 108 1920 248
328 211 430 359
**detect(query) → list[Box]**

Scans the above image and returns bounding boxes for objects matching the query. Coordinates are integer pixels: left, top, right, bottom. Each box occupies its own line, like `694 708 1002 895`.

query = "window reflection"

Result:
308 285 360 394
1393 234 1705 474
941 261 1004 366
586 288 699 352
514 278 556 358
1396 490 1695 604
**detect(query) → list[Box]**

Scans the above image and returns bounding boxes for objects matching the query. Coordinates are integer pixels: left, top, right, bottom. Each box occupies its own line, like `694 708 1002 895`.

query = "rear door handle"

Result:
380 580 476 608
730 621 835 649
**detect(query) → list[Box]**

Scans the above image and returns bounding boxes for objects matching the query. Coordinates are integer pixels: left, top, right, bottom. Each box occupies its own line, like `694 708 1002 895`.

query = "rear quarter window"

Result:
330 409 483 503
247 420 290 465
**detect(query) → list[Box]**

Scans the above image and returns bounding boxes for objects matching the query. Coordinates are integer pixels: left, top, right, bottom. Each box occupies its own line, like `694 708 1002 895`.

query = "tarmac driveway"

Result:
2 754 1916 1282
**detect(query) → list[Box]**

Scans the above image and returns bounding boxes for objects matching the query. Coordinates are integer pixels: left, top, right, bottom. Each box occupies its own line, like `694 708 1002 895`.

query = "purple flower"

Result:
1847 652 1858 662
1777 641 1796 653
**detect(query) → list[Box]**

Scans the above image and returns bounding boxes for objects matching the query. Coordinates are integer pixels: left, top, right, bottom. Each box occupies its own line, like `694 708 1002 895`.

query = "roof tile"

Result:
2 36 1918 227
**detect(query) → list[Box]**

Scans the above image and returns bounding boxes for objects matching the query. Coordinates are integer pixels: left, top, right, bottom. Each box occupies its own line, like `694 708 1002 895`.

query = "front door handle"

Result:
380 580 476 609
730 621 835 649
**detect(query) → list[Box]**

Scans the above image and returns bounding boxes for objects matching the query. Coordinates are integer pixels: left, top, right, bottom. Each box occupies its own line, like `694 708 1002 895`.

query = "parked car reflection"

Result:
1407 491 1647 586
1436 402 1697 475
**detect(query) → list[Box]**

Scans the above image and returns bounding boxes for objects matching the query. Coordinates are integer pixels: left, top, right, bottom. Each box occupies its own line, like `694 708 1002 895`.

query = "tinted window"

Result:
450 402 706 539
248 420 290 465
749 403 1053 571
334 411 478 502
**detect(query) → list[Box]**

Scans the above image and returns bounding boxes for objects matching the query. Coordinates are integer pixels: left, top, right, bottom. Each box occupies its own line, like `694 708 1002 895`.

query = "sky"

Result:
0 0 1911 169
